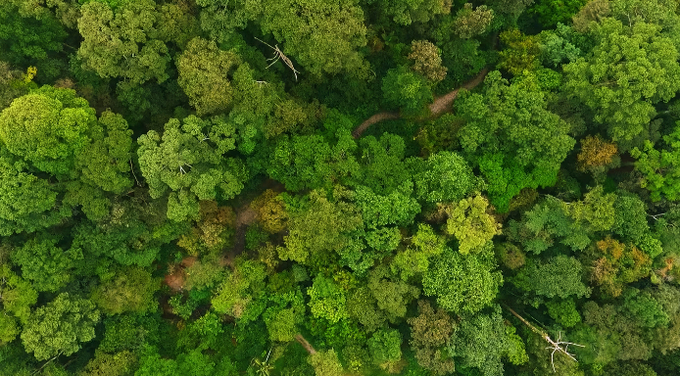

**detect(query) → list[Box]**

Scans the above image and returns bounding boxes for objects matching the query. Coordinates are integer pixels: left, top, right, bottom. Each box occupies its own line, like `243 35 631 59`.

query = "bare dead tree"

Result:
129 158 143 187
504 305 585 372
254 37 300 81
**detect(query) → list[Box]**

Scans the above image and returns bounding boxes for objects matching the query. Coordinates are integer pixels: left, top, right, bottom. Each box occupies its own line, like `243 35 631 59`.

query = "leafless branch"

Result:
254 37 300 81
504 305 585 373
648 212 666 221
129 158 142 187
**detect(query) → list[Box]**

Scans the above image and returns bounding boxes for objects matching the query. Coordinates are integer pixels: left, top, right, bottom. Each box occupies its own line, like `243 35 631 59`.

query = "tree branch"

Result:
503 304 584 372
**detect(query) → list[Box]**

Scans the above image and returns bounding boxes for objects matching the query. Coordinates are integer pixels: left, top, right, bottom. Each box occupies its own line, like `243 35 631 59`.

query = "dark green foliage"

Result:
0 4 66 81
382 66 433 117
513 255 591 300
2 1 679 374
528 0 589 27
457 71 575 211
453 307 527 376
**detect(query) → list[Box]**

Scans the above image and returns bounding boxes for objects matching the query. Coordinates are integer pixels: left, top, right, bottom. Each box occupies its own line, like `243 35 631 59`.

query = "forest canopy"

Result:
2 0 680 375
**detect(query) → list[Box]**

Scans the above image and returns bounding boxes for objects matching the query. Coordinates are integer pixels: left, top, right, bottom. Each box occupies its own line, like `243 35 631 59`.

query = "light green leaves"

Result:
77 0 172 84
138 115 245 221
632 123 680 201
177 37 240 116
564 18 680 142
0 86 94 175
423 246 503 314
21 293 100 361
444 195 501 255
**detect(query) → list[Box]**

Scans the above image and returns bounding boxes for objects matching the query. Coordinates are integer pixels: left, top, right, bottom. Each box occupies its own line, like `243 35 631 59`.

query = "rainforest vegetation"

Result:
2 0 680 375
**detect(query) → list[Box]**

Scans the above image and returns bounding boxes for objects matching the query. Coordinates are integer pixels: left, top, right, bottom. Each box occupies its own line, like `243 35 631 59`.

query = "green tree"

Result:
604 362 658 376
0 62 29 110
211 259 267 320
137 115 247 221
78 350 137 376
307 275 348 324
589 237 651 297
367 265 420 322
355 133 411 195
134 345 179 376
71 197 187 268
77 0 175 85
92 267 160 315
382 66 433 117
0 151 69 236
444 195 501 255
408 40 447 82
528 0 589 27
0 86 95 175
411 151 480 204
546 298 582 328
308 349 344 376
498 29 541 76
21 293 100 361
75 111 134 195
259 0 368 77
391 223 446 280
453 4 494 39
177 37 241 116
0 265 37 344
0 3 66 80
372 0 452 25
612 191 662 258
506 187 615 254
407 300 456 375
512 255 591 300
267 131 359 192
280 190 363 266
423 245 503 314
367 329 402 371
353 182 420 229
453 307 527 376
574 301 652 363
457 71 575 211
0 86 134 222
631 123 680 201
10 235 80 292
564 18 680 142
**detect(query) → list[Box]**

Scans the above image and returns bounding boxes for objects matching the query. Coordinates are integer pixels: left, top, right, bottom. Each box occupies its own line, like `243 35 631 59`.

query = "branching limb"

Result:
254 37 300 80
503 304 585 373
129 158 142 187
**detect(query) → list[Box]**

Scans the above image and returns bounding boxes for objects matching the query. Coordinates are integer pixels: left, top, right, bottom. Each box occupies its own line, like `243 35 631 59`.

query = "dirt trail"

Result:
352 112 400 138
428 67 490 115
295 334 317 354
352 68 490 138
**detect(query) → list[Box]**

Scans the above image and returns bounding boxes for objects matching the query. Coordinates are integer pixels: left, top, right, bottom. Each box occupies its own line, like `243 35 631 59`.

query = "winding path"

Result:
352 67 490 138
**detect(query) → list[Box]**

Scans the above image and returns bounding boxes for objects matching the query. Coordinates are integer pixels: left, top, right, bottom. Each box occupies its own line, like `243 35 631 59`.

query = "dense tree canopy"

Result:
2 0 680 375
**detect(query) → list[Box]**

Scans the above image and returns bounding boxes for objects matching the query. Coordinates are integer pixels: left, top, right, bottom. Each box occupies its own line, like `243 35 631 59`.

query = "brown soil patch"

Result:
164 268 186 292
163 256 198 292
352 68 490 138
